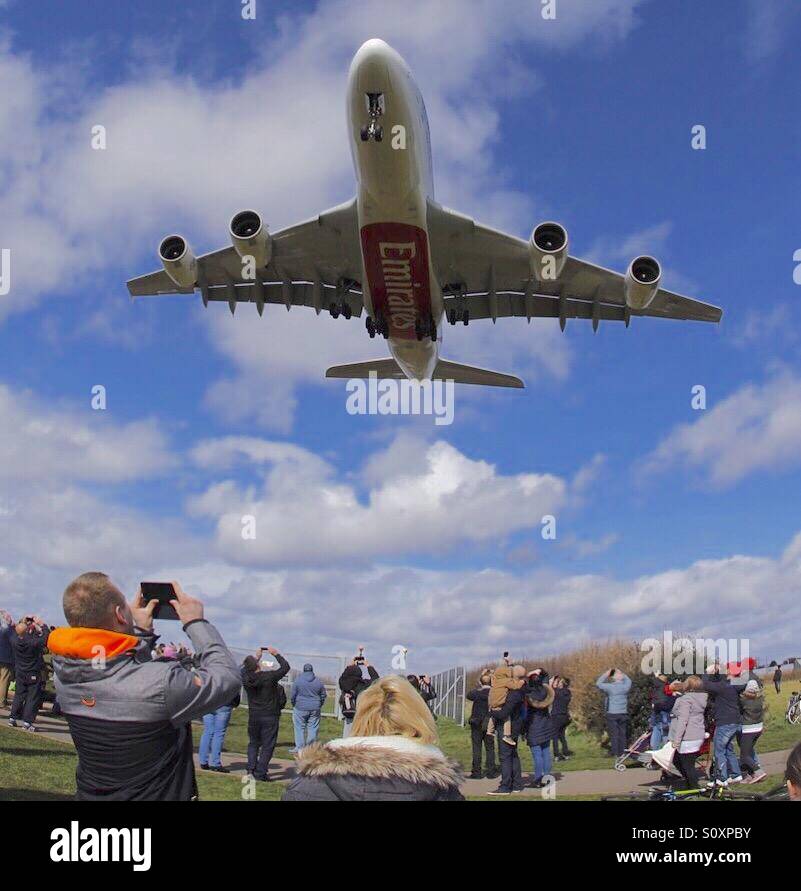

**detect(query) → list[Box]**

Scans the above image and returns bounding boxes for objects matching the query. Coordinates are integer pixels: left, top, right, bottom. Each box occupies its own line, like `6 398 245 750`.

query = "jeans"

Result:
342 717 353 738
737 730 762 775
713 723 742 781
606 713 628 758
247 714 280 779
470 722 497 774
199 704 233 767
292 708 321 749
530 742 552 782
649 710 670 749
10 674 43 725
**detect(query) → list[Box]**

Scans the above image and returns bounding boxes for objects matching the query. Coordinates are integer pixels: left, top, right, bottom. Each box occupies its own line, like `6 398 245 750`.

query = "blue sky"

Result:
1 0 800 671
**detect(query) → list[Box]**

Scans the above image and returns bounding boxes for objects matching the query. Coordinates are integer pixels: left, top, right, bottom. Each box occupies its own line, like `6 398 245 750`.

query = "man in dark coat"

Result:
487 665 527 795
466 672 498 779
241 647 290 780
9 617 50 730
339 658 379 737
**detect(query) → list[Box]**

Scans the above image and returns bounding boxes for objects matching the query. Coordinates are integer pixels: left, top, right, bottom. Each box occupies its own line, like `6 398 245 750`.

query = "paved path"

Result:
2 705 790 798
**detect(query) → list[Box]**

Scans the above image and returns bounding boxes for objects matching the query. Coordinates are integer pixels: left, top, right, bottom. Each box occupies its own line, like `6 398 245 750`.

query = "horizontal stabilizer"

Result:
325 358 524 388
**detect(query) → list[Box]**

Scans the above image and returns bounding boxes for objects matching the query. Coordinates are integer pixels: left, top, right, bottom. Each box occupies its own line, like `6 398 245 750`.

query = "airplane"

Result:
127 38 722 389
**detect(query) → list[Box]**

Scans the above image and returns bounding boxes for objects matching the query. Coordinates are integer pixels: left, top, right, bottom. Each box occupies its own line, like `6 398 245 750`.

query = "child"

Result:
486 662 525 746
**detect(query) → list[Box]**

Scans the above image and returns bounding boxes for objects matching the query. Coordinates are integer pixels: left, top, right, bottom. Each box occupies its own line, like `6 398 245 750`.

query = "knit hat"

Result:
745 679 760 694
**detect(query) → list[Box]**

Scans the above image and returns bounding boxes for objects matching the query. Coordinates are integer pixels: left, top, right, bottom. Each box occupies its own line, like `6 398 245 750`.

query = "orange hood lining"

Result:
47 627 139 660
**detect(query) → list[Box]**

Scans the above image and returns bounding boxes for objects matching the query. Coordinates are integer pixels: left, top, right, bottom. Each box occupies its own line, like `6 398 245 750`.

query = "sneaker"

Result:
199 763 210 770
8 718 17 727
22 722 37 732
502 735 517 747
564 750 575 757
750 769 766 784
485 769 500 779
210 765 231 774
729 775 743 784
486 788 511 796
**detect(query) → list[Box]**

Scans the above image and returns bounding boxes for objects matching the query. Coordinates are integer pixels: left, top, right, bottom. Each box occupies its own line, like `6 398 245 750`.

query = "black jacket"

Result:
551 687 572 723
282 739 464 801
651 677 674 713
467 686 491 727
338 664 379 703
11 626 50 678
242 654 290 716
0 624 14 665
525 684 554 747
701 679 746 726
490 686 526 739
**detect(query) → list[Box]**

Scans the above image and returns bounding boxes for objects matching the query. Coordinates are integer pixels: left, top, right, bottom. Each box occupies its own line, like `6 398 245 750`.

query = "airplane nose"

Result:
352 40 392 93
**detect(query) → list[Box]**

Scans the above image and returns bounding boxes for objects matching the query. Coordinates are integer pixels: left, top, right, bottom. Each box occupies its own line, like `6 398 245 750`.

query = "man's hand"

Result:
169 581 204 626
130 588 158 631
266 646 279 656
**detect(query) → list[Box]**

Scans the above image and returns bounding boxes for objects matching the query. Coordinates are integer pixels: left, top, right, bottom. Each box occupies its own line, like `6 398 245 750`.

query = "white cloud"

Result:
641 371 801 487
187 433 568 565
0 384 173 483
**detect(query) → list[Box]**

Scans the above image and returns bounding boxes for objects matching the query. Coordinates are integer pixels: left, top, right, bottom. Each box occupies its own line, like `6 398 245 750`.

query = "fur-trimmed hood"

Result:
294 737 463 790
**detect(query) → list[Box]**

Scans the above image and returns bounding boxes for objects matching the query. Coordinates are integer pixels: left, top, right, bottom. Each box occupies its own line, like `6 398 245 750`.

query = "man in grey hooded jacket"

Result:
291 662 327 751
49 572 241 801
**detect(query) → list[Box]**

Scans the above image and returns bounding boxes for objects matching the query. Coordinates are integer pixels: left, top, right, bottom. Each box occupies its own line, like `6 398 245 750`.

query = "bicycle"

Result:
601 783 771 802
785 690 801 725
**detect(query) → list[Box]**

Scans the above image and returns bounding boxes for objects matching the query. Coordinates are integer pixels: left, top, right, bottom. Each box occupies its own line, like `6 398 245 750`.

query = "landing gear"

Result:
329 303 340 319
330 301 353 320
447 306 469 326
369 313 389 339
360 92 385 143
414 314 438 342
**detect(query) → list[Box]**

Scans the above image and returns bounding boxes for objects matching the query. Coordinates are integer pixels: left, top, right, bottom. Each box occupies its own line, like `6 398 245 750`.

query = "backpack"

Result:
340 689 358 719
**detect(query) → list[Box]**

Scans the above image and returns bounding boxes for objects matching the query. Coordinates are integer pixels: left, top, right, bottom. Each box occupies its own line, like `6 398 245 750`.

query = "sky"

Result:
0 0 800 673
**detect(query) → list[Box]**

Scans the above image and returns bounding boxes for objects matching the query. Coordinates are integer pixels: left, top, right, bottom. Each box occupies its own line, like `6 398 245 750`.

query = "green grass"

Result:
0 724 284 802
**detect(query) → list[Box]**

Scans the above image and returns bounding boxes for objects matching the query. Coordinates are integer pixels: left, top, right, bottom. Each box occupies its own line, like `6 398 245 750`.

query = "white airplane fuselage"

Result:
347 39 442 381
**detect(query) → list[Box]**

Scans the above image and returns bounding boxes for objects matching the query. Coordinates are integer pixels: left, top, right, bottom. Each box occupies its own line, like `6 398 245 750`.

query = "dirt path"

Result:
3 705 790 798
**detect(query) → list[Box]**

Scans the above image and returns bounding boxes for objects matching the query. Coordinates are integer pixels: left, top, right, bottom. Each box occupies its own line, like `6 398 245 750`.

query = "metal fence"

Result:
428 665 465 726
229 648 345 719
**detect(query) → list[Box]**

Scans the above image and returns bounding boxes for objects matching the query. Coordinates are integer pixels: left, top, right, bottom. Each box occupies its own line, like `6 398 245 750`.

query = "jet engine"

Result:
229 210 272 269
158 235 197 289
624 255 661 310
530 222 568 282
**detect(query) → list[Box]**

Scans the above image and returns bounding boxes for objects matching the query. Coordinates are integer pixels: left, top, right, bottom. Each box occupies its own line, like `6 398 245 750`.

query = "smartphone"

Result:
140 582 179 621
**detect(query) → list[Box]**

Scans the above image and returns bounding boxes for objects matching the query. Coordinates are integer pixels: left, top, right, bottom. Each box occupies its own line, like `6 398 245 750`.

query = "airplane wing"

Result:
126 198 365 315
426 202 722 327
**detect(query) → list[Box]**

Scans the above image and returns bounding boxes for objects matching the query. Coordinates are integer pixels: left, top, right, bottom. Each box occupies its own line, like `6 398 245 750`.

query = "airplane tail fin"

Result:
325 358 524 388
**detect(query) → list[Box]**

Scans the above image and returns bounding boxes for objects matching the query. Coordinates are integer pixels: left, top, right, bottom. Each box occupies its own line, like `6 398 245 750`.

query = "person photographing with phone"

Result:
47 572 241 801
241 645 290 780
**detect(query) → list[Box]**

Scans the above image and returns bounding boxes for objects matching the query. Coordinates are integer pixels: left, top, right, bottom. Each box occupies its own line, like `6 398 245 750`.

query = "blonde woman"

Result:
282 675 464 801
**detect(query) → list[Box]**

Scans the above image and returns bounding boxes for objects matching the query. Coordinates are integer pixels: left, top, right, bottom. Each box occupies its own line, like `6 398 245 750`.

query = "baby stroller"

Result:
614 730 653 771
614 726 714 779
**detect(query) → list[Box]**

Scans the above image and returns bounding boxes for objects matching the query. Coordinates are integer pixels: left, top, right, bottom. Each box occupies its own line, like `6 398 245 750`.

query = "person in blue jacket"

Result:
291 663 327 752
596 668 632 759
